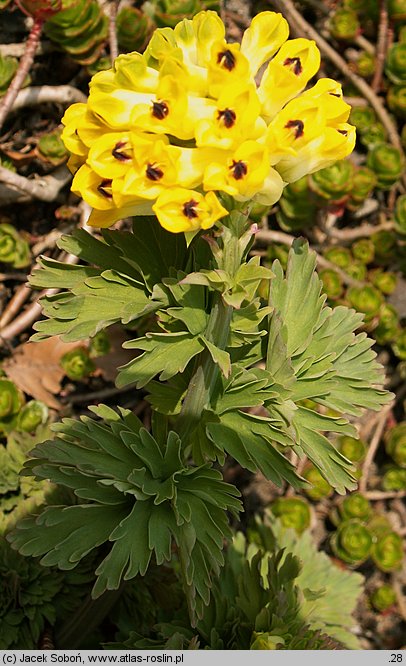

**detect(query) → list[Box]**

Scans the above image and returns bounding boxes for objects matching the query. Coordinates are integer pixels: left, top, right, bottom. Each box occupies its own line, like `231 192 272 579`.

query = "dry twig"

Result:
327 221 395 241
371 0 389 93
12 85 87 112
108 0 119 63
0 165 71 202
0 17 44 131
359 402 393 493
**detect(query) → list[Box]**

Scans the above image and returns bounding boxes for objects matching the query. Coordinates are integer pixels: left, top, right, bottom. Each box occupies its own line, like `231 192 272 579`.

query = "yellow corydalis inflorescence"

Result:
61 10 356 233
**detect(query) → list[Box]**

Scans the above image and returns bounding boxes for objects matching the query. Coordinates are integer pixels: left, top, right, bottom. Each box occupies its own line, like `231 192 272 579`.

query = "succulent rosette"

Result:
270 496 311 533
352 238 374 264
385 42 406 84
331 519 372 566
371 531 403 572
333 493 372 524
60 347 95 381
329 8 360 41
319 268 343 300
387 84 406 119
337 435 366 464
374 304 400 345
394 193 406 233
61 11 355 233
370 585 397 612
385 422 406 467
116 7 154 53
382 466 406 491
302 464 333 500
0 379 26 435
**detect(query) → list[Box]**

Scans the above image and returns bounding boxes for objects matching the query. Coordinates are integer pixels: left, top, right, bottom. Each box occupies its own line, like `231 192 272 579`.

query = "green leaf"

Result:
200 337 231 378
32 270 157 342
118 332 204 388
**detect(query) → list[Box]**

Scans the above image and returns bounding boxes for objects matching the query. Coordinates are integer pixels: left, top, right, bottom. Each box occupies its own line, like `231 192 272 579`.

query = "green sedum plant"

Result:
60 346 95 381
385 423 406 467
116 7 154 53
331 519 372 566
382 466 406 490
269 496 311 533
371 531 403 572
0 379 26 436
329 8 359 40
0 223 31 269
370 584 397 612
367 143 404 188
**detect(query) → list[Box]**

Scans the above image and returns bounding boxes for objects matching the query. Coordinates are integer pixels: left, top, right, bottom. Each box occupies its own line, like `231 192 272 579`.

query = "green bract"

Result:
371 531 403 571
0 223 31 269
385 42 406 83
385 423 406 467
329 8 359 40
331 519 372 565
270 497 311 533
370 585 397 612
0 379 25 435
116 7 154 52
367 143 404 188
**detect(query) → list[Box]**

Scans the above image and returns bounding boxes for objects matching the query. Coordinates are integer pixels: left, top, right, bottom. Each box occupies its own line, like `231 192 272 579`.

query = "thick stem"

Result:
0 16 44 131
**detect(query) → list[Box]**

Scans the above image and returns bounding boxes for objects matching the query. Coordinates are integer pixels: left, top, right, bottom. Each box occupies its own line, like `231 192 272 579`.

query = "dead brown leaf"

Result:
3 336 82 409
93 327 134 383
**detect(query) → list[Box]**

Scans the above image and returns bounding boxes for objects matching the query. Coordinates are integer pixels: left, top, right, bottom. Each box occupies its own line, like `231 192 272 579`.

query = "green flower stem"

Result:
177 295 233 444
176 212 248 444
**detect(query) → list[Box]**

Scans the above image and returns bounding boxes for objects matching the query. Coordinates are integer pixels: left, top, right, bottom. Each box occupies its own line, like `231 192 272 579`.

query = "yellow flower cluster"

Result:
61 10 355 233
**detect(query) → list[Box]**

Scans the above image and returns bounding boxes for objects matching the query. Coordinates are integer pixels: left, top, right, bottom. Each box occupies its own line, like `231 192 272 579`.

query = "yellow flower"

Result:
61 103 88 158
61 10 356 233
152 189 228 232
203 141 271 199
114 139 179 203
240 11 289 75
275 123 356 182
259 38 321 120
207 40 251 97
195 83 265 150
